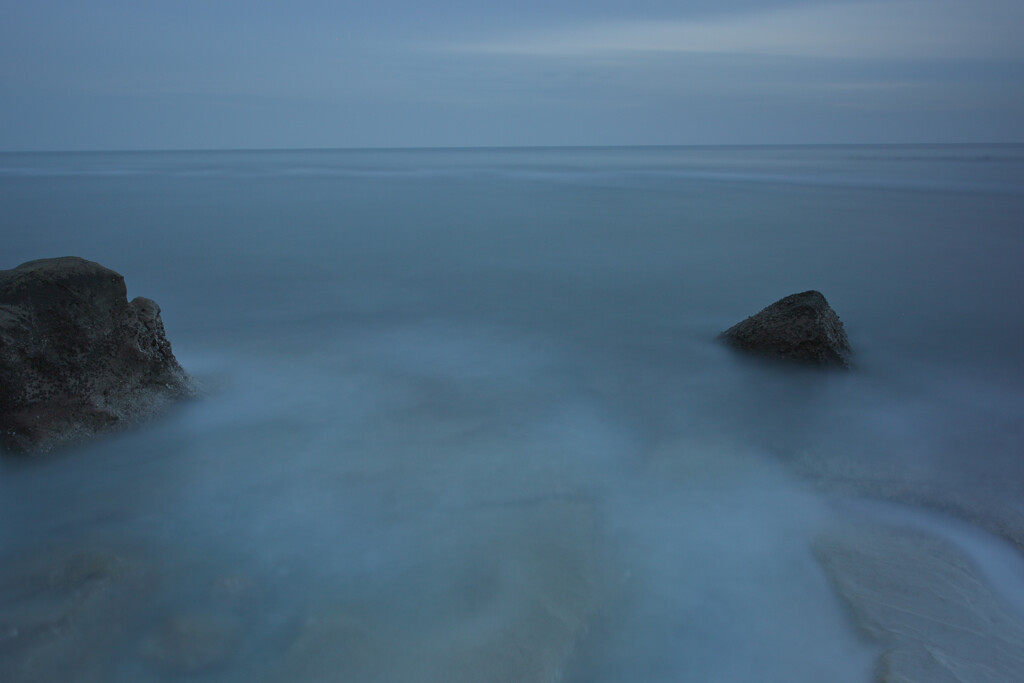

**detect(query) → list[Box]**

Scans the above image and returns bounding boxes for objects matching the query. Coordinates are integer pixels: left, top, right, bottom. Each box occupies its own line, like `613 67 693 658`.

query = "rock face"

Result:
719 290 851 368
0 257 191 453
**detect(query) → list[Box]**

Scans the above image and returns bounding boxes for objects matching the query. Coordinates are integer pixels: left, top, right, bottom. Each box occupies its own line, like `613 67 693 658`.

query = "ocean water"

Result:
1 145 1024 681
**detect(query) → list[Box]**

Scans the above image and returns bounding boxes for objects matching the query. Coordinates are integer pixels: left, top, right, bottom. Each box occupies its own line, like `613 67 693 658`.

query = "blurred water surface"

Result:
2 145 1024 681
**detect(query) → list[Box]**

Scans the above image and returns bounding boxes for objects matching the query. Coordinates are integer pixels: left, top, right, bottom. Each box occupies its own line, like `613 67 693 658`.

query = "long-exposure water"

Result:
2 145 1023 681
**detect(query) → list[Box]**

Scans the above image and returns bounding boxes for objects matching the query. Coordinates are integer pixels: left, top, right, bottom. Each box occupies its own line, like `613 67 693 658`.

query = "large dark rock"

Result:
719 290 851 368
0 257 192 453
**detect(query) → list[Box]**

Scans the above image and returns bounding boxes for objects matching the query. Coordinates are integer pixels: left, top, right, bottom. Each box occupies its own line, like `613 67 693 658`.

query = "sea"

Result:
1 145 1023 682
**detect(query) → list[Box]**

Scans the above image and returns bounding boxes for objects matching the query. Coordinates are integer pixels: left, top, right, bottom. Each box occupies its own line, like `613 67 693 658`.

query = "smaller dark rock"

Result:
719 290 852 368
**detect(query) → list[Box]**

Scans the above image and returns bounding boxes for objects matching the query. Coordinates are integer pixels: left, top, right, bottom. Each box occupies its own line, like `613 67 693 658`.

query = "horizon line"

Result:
2 141 1022 155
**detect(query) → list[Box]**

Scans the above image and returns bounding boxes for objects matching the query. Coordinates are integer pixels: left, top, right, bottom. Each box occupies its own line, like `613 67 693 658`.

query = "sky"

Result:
1 0 1022 150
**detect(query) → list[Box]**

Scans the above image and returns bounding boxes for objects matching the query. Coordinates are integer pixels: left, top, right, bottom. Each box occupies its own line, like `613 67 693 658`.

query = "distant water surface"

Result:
2 145 1023 682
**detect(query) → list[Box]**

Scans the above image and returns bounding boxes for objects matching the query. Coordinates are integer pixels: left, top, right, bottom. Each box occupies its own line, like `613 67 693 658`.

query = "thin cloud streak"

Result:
448 0 1024 61
0 0 1020 148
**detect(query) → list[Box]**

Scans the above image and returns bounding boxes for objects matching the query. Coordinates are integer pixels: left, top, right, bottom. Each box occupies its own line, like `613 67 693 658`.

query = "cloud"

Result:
448 0 1024 61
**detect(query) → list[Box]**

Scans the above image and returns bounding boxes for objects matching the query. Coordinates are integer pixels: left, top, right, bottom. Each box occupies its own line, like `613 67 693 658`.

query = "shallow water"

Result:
2 145 1024 681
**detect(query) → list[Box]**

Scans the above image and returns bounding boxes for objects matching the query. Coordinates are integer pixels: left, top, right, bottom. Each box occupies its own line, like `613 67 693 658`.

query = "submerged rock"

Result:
265 500 606 683
719 290 851 368
816 524 1024 683
0 548 153 683
0 257 191 454
141 611 243 674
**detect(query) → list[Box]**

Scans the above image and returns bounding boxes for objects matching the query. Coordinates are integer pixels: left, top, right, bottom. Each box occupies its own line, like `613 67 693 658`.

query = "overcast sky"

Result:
1 0 1022 150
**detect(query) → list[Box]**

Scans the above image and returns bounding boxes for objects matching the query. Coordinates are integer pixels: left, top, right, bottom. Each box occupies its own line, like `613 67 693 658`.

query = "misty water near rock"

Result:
2 145 1024 681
